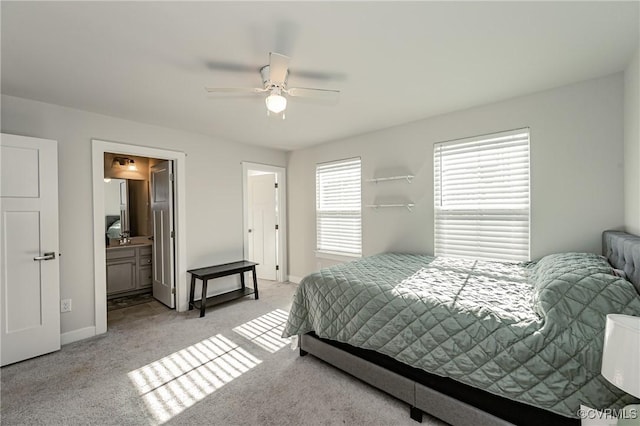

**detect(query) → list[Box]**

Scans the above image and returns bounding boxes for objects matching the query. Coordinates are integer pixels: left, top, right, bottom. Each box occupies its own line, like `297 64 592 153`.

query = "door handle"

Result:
34 252 56 261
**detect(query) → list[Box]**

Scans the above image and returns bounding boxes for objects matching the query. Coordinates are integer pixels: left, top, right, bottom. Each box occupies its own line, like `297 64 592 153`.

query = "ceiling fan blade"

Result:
269 52 290 85
290 69 348 81
286 87 340 99
204 61 258 73
205 87 267 94
204 59 345 81
274 20 299 56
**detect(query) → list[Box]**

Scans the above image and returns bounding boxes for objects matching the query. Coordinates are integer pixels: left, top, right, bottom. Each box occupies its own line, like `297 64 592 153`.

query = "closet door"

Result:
1 133 60 366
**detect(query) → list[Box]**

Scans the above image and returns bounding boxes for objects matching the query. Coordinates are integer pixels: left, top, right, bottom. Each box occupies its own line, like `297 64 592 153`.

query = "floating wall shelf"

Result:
366 203 415 211
366 175 414 184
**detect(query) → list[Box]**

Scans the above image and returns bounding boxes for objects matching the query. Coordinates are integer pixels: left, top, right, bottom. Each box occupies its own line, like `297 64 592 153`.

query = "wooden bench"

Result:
188 260 259 317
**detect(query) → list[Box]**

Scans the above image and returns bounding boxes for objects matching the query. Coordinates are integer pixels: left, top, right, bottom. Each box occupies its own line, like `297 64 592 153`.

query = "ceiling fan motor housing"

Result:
260 65 289 89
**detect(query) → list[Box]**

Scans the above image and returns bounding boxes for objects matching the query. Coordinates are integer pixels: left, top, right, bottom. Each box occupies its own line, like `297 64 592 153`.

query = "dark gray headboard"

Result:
603 230 640 294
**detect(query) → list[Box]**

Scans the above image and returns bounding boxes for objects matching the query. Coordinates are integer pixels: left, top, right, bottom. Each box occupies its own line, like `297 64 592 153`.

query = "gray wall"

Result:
625 47 640 235
287 73 626 279
1 94 287 335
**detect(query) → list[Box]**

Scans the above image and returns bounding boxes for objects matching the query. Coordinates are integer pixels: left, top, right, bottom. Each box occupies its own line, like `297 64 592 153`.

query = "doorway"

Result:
242 162 287 282
92 140 187 336
103 153 176 313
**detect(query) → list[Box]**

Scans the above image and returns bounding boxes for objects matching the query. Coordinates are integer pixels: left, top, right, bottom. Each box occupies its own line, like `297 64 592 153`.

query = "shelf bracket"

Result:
366 174 414 184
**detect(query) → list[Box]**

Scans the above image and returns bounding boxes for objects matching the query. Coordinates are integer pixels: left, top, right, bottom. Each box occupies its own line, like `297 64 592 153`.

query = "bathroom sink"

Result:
107 240 151 249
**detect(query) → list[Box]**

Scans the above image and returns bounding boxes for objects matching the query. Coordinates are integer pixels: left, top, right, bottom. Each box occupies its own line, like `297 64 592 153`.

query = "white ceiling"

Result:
2 1 638 151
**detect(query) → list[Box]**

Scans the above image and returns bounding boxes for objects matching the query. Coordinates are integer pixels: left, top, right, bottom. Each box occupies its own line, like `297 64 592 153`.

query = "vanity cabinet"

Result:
106 244 153 297
138 253 153 289
106 259 137 294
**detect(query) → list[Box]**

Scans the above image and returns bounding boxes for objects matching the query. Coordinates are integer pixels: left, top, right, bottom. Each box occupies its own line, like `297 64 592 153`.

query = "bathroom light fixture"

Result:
111 156 137 171
265 88 287 114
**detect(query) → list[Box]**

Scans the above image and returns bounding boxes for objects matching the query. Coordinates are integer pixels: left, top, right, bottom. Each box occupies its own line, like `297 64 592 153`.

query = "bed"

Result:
106 215 122 239
282 231 640 425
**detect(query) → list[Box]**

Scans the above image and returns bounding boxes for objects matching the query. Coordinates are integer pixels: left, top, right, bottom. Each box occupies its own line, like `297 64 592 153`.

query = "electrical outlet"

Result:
60 299 72 313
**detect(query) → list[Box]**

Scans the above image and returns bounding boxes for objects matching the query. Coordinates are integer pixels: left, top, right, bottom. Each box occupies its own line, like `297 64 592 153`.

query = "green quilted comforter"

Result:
283 252 640 418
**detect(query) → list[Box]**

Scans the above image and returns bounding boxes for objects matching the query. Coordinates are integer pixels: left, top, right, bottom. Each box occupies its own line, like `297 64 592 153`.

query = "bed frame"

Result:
298 230 640 426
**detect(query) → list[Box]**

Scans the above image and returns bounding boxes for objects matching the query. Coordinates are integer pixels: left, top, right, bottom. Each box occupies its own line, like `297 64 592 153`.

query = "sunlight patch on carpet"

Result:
128 334 261 424
232 309 291 353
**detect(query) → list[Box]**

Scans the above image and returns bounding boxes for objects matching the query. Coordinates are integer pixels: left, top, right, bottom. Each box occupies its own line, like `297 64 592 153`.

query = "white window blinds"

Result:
316 158 362 256
434 129 530 262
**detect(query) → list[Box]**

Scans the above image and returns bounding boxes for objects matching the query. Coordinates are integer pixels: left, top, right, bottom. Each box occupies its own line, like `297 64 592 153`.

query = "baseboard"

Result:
288 275 302 284
61 326 96 345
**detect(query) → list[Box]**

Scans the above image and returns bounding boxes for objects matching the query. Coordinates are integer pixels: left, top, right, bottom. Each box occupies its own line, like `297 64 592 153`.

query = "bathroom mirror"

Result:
104 178 151 239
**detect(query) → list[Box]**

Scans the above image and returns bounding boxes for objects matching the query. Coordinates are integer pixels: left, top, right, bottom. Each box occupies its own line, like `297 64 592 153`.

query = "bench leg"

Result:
189 274 196 310
410 406 423 423
240 271 245 290
200 279 208 318
252 266 259 299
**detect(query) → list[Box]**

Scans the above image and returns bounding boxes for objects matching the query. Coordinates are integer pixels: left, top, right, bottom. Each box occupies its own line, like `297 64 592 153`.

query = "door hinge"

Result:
172 288 176 294
275 224 279 230
170 230 175 238
276 265 279 271
274 182 278 189
169 173 175 182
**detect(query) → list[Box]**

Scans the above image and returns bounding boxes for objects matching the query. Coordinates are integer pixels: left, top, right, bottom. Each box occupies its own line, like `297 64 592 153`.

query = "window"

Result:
316 158 362 257
434 129 530 262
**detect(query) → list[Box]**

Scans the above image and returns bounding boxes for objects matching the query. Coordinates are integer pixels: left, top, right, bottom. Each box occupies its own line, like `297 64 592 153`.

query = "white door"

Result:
150 160 175 308
248 174 277 280
0 134 60 366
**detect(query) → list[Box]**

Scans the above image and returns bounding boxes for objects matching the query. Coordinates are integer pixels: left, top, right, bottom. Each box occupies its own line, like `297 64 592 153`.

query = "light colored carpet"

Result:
0 280 446 426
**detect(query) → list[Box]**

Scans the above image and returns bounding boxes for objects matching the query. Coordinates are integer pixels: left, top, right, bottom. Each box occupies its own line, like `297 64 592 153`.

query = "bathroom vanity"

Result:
106 240 153 298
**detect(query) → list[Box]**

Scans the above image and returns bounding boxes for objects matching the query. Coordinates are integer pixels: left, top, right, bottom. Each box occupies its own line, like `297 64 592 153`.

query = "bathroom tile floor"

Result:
107 298 169 327
107 292 154 311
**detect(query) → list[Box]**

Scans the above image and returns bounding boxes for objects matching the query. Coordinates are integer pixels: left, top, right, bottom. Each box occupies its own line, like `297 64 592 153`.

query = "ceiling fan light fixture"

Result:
265 91 287 114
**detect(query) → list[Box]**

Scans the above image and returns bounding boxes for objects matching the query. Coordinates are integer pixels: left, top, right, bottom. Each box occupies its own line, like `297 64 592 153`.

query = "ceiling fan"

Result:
205 52 340 118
